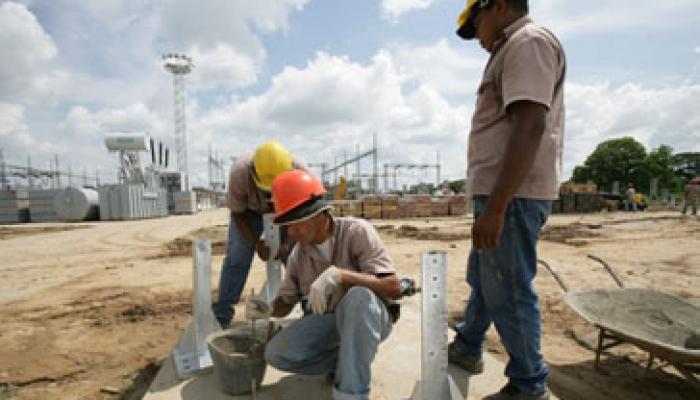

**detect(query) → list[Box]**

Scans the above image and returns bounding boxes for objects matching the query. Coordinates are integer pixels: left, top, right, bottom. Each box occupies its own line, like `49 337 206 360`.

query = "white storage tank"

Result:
54 187 100 221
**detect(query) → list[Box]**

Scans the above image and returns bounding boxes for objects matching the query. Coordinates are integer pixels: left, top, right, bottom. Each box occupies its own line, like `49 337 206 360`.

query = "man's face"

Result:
286 214 322 246
473 5 500 52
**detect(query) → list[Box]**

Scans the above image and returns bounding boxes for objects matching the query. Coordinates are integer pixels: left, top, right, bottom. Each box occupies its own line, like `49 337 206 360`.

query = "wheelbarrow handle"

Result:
586 254 625 289
537 259 569 293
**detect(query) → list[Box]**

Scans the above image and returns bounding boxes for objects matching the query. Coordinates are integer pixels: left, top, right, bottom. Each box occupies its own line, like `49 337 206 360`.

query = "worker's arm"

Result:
232 211 270 260
473 100 547 249
339 270 402 300
270 297 296 318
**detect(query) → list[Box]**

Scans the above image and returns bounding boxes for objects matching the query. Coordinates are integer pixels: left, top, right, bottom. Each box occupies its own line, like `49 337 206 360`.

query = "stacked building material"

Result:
361 195 382 219
574 193 604 213
430 198 449 217
381 195 400 219
447 195 468 216
413 195 433 218
28 189 62 222
0 190 29 223
331 200 356 217
560 182 597 194
560 193 576 213
551 199 562 214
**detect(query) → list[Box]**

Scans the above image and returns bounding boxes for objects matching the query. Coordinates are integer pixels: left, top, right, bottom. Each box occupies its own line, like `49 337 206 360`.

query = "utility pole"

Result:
0 148 6 190
27 155 33 189
372 133 378 194
55 154 61 188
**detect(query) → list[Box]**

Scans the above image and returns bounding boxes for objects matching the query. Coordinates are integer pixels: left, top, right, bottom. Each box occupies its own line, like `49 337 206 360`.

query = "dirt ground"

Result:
0 208 698 399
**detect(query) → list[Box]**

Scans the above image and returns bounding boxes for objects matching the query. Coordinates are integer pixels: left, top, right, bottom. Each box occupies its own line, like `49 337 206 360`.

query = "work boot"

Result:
447 342 484 374
484 383 550 400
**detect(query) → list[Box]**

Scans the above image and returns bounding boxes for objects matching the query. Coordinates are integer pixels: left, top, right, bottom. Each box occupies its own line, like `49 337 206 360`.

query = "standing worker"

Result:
212 141 301 329
448 1 566 399
682 178 698 215
246 170 401 400
626 183 637 212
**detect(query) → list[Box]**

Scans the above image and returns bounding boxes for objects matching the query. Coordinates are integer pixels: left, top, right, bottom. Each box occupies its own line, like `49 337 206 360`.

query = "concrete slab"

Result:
145 296 551 399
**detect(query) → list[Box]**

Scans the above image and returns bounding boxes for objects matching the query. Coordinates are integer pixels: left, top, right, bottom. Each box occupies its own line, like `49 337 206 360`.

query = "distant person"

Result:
626 183 637 212
211 141 302 329
246 169 400 400
682 179 698 215
449 0 565 399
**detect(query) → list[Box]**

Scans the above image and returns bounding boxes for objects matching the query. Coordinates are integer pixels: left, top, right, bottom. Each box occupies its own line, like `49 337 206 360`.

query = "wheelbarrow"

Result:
538 254 700 389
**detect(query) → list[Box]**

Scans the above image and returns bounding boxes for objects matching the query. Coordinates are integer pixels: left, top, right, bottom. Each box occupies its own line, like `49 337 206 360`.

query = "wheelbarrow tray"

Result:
564 287 700 365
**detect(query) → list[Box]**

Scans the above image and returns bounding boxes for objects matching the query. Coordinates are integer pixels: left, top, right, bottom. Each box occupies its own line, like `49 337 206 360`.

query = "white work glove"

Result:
308 266 343 315
245 296 272 320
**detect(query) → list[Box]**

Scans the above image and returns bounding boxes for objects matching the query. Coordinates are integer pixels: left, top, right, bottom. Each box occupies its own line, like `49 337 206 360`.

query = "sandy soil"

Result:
0 208 698 399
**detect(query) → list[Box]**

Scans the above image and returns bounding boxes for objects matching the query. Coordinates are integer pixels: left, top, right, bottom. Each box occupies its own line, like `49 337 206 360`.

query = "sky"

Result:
1 0 699 190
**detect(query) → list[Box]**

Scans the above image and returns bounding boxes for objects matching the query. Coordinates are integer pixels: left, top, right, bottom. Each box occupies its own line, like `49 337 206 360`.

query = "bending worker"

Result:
246 170 401 400
212 141 302 329
449 1 566 400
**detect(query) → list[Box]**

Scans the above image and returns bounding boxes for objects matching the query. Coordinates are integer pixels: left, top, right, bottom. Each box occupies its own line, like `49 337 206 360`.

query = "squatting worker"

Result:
245 170 401 400
449 1 566 400
211 141 303 329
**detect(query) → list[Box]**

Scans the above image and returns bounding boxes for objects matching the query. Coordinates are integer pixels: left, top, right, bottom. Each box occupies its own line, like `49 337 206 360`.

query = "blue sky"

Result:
1 0 699 190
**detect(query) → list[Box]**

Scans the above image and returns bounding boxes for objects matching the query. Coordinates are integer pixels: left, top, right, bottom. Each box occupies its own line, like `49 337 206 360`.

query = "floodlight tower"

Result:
162 53 194 191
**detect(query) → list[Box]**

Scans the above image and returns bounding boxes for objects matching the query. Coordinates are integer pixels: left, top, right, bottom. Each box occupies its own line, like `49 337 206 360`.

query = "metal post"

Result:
409 251 463 400
259 214 283 304
172 239 221 377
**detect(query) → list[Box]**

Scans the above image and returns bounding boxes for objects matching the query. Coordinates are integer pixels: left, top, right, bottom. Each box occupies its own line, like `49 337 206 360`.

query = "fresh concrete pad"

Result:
145 295 555 399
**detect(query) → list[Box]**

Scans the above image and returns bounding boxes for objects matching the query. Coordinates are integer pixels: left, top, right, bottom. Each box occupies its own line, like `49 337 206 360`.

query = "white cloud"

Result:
0 2 58 102
563 82 700 180
188 43 260 90
381 0 436 23
390 38 486 96
534 0 700 38
189 49 471 186
61 103 165 138
160 0 309 90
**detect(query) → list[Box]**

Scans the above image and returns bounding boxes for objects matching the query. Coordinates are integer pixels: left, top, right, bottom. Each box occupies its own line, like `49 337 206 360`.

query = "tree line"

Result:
570 137 698 194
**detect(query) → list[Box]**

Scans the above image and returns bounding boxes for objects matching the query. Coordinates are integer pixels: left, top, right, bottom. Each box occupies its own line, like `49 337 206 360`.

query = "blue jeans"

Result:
265 287 393 400
212 211 264 324
453 196 551 394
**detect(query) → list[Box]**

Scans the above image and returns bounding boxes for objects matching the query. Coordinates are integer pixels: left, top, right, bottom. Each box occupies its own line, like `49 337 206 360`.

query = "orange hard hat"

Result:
272 170 328 225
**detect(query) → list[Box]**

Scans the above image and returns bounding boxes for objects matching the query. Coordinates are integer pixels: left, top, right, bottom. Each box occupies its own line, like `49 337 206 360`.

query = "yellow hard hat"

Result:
456 0 485 40
252 141 293 191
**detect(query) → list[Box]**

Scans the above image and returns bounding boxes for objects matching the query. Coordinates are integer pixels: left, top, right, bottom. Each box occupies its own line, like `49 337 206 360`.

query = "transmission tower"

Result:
162 53 194 191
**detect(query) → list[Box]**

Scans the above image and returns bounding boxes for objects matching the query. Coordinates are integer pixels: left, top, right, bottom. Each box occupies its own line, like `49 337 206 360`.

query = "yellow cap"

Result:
252 141 293 191
456 0 482 40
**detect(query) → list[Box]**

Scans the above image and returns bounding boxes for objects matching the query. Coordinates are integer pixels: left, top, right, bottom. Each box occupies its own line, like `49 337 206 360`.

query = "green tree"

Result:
674 152 699 184
571 137 647 192
643 145 680 193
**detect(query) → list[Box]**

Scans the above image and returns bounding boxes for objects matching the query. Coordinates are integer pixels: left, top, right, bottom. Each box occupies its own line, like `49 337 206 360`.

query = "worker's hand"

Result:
255 239 270 261
245 296 271 320
472 208 505 250
309 266 343 314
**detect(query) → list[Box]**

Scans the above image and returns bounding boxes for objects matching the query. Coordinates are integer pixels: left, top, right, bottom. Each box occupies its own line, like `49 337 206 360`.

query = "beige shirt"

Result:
277 216 395 311
468 16 566 200
227 154 305 214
